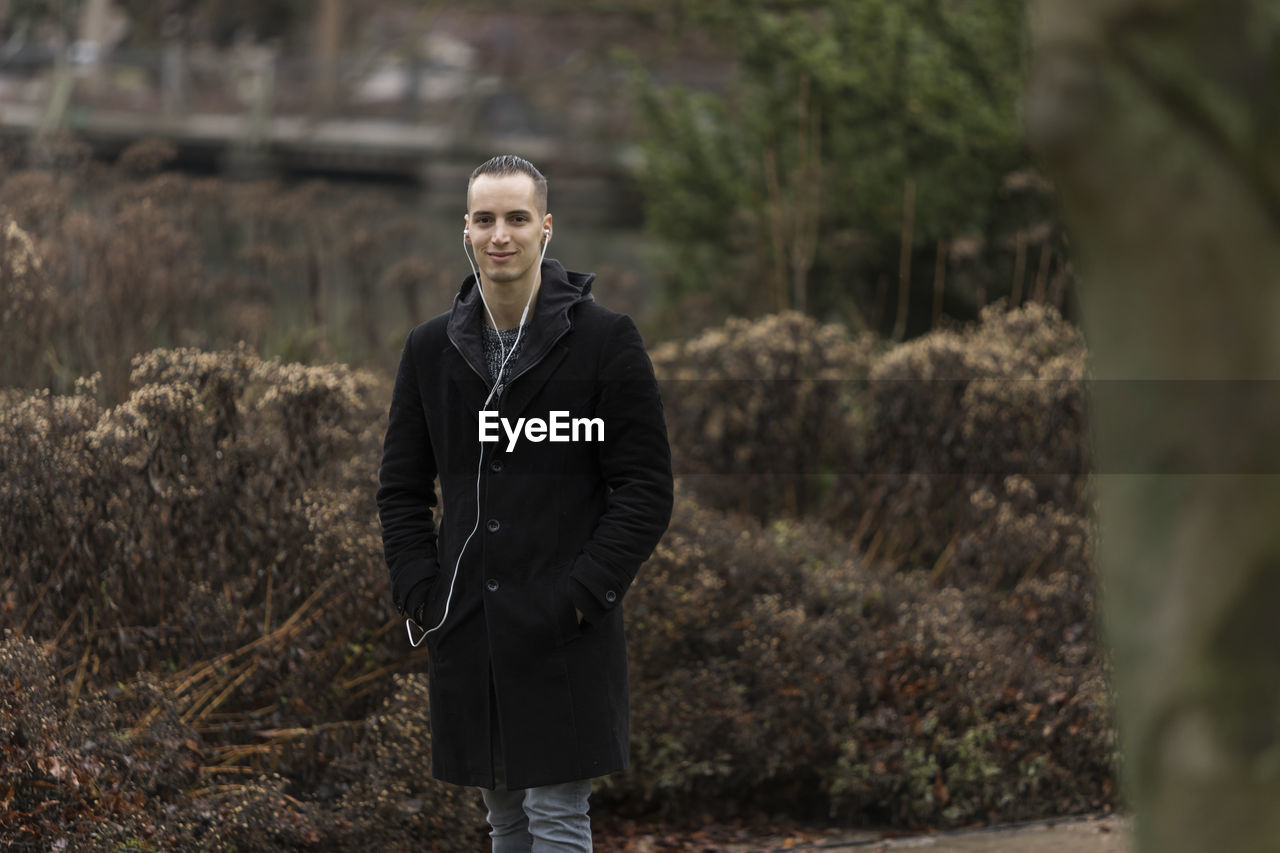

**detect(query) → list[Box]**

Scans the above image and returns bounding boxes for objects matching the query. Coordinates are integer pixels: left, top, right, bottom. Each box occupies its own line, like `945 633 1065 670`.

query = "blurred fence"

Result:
0 42 633 180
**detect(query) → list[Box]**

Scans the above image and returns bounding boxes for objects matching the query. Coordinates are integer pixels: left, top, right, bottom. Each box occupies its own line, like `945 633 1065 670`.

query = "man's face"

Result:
465 174 551 287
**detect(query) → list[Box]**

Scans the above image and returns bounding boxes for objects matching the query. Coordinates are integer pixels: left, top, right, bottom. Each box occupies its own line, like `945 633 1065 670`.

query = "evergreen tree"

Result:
633 0 1045 333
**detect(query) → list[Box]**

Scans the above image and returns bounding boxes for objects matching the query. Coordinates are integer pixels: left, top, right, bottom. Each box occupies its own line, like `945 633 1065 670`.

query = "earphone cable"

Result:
405 230 550 646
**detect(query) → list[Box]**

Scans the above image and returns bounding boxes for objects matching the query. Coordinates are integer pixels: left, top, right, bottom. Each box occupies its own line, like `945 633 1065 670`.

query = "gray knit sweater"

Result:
484 325 523 385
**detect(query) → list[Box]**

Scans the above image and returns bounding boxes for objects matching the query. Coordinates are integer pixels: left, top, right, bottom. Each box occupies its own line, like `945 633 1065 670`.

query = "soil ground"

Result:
600 814 1129 852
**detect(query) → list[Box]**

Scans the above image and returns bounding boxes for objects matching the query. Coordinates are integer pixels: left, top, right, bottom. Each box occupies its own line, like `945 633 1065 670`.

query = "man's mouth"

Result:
488 251 515 261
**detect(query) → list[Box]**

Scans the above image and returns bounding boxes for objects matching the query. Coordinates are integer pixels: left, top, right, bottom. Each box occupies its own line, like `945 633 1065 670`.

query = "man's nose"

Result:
491 222 510 243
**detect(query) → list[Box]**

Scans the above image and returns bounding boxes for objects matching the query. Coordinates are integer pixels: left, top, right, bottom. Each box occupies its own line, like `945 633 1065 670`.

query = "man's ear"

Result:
463 213 470 241
542 213 553 243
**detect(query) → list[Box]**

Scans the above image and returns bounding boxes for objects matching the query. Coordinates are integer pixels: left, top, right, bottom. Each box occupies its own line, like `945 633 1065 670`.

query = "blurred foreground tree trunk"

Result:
1028 2 1280 852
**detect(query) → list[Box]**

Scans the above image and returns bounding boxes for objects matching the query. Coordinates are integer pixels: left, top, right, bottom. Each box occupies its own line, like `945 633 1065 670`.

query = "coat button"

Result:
605 590 617 604
486 519 500 532
490 459 503 473
486 579 499 592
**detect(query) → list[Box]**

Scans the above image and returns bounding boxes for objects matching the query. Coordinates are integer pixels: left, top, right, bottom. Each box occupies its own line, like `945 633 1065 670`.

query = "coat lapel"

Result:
443 259 595 425
500 341 570 423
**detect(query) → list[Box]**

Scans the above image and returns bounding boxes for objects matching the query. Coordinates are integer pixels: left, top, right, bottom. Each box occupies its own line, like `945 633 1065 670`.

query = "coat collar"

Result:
447 259 596 388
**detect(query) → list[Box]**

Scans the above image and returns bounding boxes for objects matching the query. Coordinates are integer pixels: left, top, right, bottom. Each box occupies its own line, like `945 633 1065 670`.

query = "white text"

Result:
478 410 605 452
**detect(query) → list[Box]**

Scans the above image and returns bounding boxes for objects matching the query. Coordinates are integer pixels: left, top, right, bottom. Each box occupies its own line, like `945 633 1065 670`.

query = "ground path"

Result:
597 814 1129 852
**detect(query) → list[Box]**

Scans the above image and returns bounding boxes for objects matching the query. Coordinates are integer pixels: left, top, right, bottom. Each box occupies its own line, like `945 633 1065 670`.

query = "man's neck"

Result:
480 275 541 330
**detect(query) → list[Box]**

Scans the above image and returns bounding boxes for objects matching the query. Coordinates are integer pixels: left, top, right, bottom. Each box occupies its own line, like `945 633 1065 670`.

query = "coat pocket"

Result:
554 572 585 646
495 563 581 658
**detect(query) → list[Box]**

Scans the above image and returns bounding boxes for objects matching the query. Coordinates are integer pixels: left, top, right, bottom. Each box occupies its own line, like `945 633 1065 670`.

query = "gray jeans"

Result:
480 780 593 852
482 666 593 851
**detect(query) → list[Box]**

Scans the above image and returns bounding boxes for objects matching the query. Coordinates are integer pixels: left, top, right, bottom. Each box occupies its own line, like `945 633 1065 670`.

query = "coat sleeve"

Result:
376 330 441 621
569 314 674 621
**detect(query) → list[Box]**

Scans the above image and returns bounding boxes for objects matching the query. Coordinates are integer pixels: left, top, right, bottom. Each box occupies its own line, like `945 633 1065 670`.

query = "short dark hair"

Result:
468 155 548 215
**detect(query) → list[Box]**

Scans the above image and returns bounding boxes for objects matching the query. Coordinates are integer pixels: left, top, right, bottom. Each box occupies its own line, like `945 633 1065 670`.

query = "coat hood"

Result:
447 259 596 387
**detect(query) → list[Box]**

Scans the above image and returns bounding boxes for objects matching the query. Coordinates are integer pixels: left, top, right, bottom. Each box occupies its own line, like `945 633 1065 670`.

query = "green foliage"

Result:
631 0 1042 331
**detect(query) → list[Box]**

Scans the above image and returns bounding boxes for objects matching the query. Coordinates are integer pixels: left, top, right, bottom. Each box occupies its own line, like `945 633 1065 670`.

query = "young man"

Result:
377 155 673 851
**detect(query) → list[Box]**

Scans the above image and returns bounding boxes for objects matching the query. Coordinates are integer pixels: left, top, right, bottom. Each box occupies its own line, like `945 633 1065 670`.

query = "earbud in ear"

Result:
544 228 551 239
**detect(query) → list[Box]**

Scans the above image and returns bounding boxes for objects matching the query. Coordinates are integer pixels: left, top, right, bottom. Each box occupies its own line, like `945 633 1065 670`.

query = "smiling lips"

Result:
487 251 516 262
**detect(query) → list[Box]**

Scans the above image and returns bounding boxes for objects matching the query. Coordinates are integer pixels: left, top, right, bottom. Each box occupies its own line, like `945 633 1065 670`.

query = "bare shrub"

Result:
836 302 1090 586
27 131 94 175
0 143 446 400
649 304 1089 590
619 304 1103 824
0 220 59 388
0 635 205 847
0 170 73 235
613 487 1113 826
379 255 435 326
1 335 1111 838
0 634 483 849
1 347 488 847
2 345 384 671
117 138 179 177
651 311 878 519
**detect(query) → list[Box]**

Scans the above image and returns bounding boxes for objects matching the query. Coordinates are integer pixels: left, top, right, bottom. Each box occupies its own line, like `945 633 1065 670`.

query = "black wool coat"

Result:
376 259 673 789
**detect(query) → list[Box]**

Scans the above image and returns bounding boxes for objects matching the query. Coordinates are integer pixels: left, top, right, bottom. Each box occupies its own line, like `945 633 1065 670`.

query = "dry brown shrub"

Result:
327 673 489 849
117 138 179 177
0 170 73 235
2 172 217 397
1 347 487 848
1 219 60 386
4 278 1107 839
0 635 205 848
379 255 436 324
27 131 94 175
612 486 1113 825
0 144 449 401
3 345 383 667
1 335 1111 838
651 311 878 519
650 304 1089 590
0 634 480 849
836 302 1090 587
623 305 1105 824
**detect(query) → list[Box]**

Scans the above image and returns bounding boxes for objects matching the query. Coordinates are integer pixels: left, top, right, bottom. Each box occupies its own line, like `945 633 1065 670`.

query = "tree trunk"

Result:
313 0 343 116
1027 2 1280 852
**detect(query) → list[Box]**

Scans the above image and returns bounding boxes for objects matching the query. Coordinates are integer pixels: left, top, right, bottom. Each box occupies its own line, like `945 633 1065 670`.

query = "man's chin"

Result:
483 267 530 285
